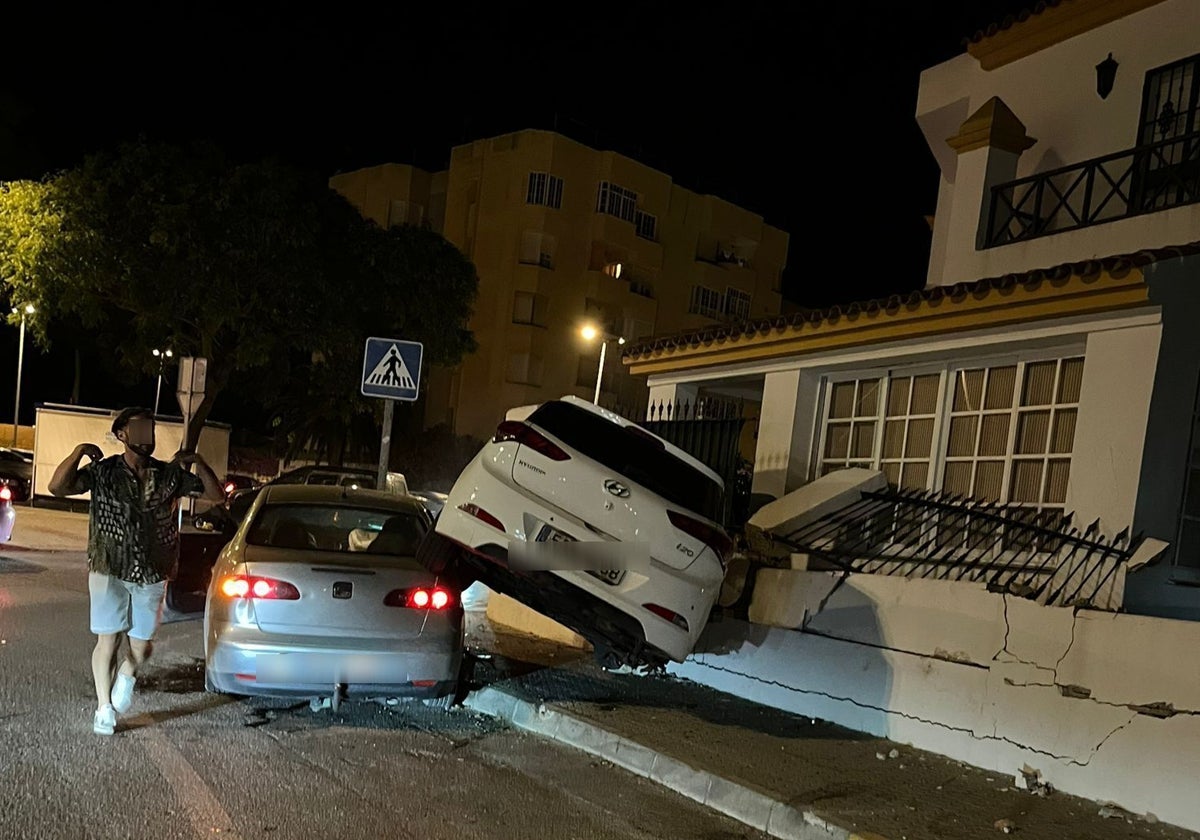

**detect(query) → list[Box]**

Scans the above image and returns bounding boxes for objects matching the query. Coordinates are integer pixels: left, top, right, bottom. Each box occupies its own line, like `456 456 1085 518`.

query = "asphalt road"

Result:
0 549 767 840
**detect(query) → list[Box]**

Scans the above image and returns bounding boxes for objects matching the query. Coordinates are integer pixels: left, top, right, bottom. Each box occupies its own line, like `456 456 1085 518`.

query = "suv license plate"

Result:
535 525 625 587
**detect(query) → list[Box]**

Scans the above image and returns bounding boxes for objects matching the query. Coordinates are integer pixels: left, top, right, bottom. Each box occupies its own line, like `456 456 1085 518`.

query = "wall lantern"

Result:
1096 53 1118 100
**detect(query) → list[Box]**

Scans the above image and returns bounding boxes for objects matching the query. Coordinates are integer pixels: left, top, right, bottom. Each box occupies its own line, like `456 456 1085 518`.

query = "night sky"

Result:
0 1 1034 429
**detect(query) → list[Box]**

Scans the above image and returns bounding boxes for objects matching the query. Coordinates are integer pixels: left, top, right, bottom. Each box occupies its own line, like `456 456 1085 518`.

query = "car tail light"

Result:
412 680 437 687
493 421 570 461
224 482 236 495
458 503 505 532
0 486 11 502
384 587 457 610
643 603 689 632
667 510 734 569
219 575 300 600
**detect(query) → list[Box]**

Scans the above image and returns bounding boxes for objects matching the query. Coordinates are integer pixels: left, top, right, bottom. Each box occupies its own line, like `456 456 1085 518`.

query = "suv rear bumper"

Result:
435 461 721 663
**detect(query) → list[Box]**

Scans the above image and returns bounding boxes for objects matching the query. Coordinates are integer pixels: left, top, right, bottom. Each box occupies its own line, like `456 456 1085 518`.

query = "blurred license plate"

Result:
536 525 625 586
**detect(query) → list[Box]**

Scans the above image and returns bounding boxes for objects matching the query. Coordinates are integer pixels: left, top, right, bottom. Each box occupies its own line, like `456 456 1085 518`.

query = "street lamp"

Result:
152 348 174 416
12 303 34 447
580 323 625 404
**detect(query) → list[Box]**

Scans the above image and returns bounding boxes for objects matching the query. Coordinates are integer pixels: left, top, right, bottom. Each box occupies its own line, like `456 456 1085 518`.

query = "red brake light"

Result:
219 575 300 600
643 603 689 631
457 503 505 532
493 421 570 461
384 587 457 609
0 486 12 502
667 511 734 569
224 482 236 495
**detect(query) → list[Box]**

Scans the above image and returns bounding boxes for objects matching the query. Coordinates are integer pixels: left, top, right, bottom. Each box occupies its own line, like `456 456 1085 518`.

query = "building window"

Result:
623 317 655 343
519 231 556 269
512 292 548 327
506 353 544 386
1176 396 1200 568
526 172 563 209
688 285 722 319
634 209 657 241
815 357 1084 513
725 288 752 321
596 181 638 222
1139 53 1199 147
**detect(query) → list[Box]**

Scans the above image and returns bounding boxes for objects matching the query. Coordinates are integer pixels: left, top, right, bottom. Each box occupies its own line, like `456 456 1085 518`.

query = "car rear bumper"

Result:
437 463 722 662
206 621 462 698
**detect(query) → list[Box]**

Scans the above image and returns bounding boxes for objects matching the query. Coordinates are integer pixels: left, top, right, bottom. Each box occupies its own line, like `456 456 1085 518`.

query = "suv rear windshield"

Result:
528 401 724 523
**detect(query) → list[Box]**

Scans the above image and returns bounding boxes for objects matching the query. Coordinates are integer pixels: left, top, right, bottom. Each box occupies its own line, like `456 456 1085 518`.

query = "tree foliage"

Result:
0 141 478 453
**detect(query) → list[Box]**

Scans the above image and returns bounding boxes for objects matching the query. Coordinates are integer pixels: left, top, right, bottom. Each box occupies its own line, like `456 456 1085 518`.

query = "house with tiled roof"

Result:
609 2 1200 828
623 0 1200 620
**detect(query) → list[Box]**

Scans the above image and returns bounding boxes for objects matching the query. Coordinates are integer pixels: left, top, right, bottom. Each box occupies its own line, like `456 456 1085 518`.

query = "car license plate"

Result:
536 524 625 586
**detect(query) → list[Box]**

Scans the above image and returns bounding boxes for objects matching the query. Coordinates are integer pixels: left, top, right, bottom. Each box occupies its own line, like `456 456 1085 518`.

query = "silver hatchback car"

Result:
203 485 464 709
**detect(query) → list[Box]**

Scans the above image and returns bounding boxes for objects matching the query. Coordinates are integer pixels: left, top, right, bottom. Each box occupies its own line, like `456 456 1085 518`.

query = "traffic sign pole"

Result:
377 400 394 493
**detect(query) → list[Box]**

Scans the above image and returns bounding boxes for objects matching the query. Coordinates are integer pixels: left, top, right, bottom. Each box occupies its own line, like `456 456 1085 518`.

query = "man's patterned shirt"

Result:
78 456 204 584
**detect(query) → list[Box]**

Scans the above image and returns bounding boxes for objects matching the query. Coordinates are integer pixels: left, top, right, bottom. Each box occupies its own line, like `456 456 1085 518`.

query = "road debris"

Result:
994 818 1017 833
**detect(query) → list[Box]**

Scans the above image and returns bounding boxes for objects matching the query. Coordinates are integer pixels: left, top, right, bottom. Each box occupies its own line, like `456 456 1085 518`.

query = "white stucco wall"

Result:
916 0 1200 287
674 571 1200 831
1067 322 1162 534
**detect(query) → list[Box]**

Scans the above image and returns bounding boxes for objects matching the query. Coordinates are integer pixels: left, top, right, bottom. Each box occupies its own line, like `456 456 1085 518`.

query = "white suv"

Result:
417 396 731 668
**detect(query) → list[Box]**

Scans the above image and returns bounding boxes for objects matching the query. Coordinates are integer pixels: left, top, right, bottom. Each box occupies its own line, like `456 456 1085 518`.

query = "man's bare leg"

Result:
121 636 153 679
92 633 122 710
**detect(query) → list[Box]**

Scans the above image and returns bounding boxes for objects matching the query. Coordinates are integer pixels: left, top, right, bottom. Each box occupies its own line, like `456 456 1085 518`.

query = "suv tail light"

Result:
220 575 300 600
458 503 505 532
643 603 689 631
667 510 734 570
493 421 570 461
385 587 457 610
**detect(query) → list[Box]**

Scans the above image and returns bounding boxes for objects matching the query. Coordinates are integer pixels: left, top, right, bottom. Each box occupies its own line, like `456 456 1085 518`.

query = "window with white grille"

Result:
814 357 1084 510
526 172 563 209
688 285 722 319
596 181 638 222
634 209 657 241
725 288 751 321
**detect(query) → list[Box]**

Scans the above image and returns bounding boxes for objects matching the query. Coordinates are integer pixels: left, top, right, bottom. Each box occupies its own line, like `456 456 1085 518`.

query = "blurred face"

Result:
119 416 156 458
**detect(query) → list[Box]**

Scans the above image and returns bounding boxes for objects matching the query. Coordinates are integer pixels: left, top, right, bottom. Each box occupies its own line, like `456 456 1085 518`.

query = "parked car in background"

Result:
417 395 730 670
0 448 34 502
203 485 463 710
222 473 260 500
224 466 382 526
409 490 449 520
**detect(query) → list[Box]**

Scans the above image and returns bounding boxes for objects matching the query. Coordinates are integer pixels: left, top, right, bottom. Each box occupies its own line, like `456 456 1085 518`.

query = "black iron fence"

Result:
986 129 1200 247
769 487 1137 610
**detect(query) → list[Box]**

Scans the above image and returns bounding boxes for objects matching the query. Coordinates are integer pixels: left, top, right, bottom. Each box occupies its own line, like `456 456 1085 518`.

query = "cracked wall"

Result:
675 570 1200 832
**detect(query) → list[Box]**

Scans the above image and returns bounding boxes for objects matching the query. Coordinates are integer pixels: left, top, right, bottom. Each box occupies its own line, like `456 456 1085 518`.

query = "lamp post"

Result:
580 324 625 405
12 303 34 447
152 348 174 416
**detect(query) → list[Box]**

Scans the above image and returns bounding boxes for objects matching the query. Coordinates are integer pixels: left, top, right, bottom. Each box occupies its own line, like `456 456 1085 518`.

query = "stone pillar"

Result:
752 370 819 499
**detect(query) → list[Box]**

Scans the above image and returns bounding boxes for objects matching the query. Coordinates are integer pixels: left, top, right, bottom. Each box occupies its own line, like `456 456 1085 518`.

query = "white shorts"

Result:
88 572 166 640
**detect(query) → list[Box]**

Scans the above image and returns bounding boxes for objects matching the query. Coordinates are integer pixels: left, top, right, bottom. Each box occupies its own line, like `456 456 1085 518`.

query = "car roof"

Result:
261 484 428 513
540 395 725 488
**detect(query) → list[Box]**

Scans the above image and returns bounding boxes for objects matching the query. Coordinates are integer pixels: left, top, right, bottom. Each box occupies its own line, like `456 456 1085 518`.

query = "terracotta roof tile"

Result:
960 0 1065 47
621 241 1200 361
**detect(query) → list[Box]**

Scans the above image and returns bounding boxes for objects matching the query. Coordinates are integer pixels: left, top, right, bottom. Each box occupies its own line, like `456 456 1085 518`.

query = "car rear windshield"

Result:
528 401 724 523
246 504 427 559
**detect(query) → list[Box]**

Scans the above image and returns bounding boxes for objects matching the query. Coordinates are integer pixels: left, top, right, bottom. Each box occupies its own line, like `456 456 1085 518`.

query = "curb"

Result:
463 685 889 840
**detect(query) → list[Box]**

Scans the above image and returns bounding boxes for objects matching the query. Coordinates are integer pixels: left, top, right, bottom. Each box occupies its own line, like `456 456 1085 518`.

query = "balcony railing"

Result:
986 129 1200 248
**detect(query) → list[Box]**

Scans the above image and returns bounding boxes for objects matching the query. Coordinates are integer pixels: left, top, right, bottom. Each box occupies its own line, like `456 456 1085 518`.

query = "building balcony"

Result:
986 129 1200 248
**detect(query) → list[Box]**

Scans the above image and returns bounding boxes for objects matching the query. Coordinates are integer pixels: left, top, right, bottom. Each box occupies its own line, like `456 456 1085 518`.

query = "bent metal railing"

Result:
771 487 1138 610
986 129 1200 247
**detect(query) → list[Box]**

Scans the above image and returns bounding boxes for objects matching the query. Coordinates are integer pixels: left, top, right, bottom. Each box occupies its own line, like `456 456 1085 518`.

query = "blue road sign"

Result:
361 338 423 401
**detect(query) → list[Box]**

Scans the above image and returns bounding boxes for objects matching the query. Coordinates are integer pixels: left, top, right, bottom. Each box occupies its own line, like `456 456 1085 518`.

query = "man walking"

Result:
49 407 225 734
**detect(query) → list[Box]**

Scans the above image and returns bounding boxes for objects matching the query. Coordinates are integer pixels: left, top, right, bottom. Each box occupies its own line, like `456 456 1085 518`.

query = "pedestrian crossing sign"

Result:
361 338 423 401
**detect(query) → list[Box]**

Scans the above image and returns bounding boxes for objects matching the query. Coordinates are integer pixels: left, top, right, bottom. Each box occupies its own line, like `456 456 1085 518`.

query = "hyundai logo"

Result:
604 479 630 498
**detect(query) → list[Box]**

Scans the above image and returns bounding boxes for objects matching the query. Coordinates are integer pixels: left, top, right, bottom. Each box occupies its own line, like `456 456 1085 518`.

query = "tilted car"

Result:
417 396 731 669
204 484 464 709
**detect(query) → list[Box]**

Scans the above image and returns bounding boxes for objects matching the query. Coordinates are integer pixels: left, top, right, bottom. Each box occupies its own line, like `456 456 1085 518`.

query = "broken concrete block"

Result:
747 568 840 629
745 468 887 559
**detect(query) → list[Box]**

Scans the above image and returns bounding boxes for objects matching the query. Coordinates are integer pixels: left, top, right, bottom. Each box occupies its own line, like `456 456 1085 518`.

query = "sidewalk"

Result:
464 620 1199 840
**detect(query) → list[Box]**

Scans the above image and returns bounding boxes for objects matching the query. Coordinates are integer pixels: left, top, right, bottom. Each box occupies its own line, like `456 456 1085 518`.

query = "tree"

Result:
0 141 478 451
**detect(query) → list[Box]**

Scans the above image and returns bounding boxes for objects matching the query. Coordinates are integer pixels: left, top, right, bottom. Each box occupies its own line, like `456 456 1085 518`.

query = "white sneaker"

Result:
111 673 136 714
93 704 116 735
